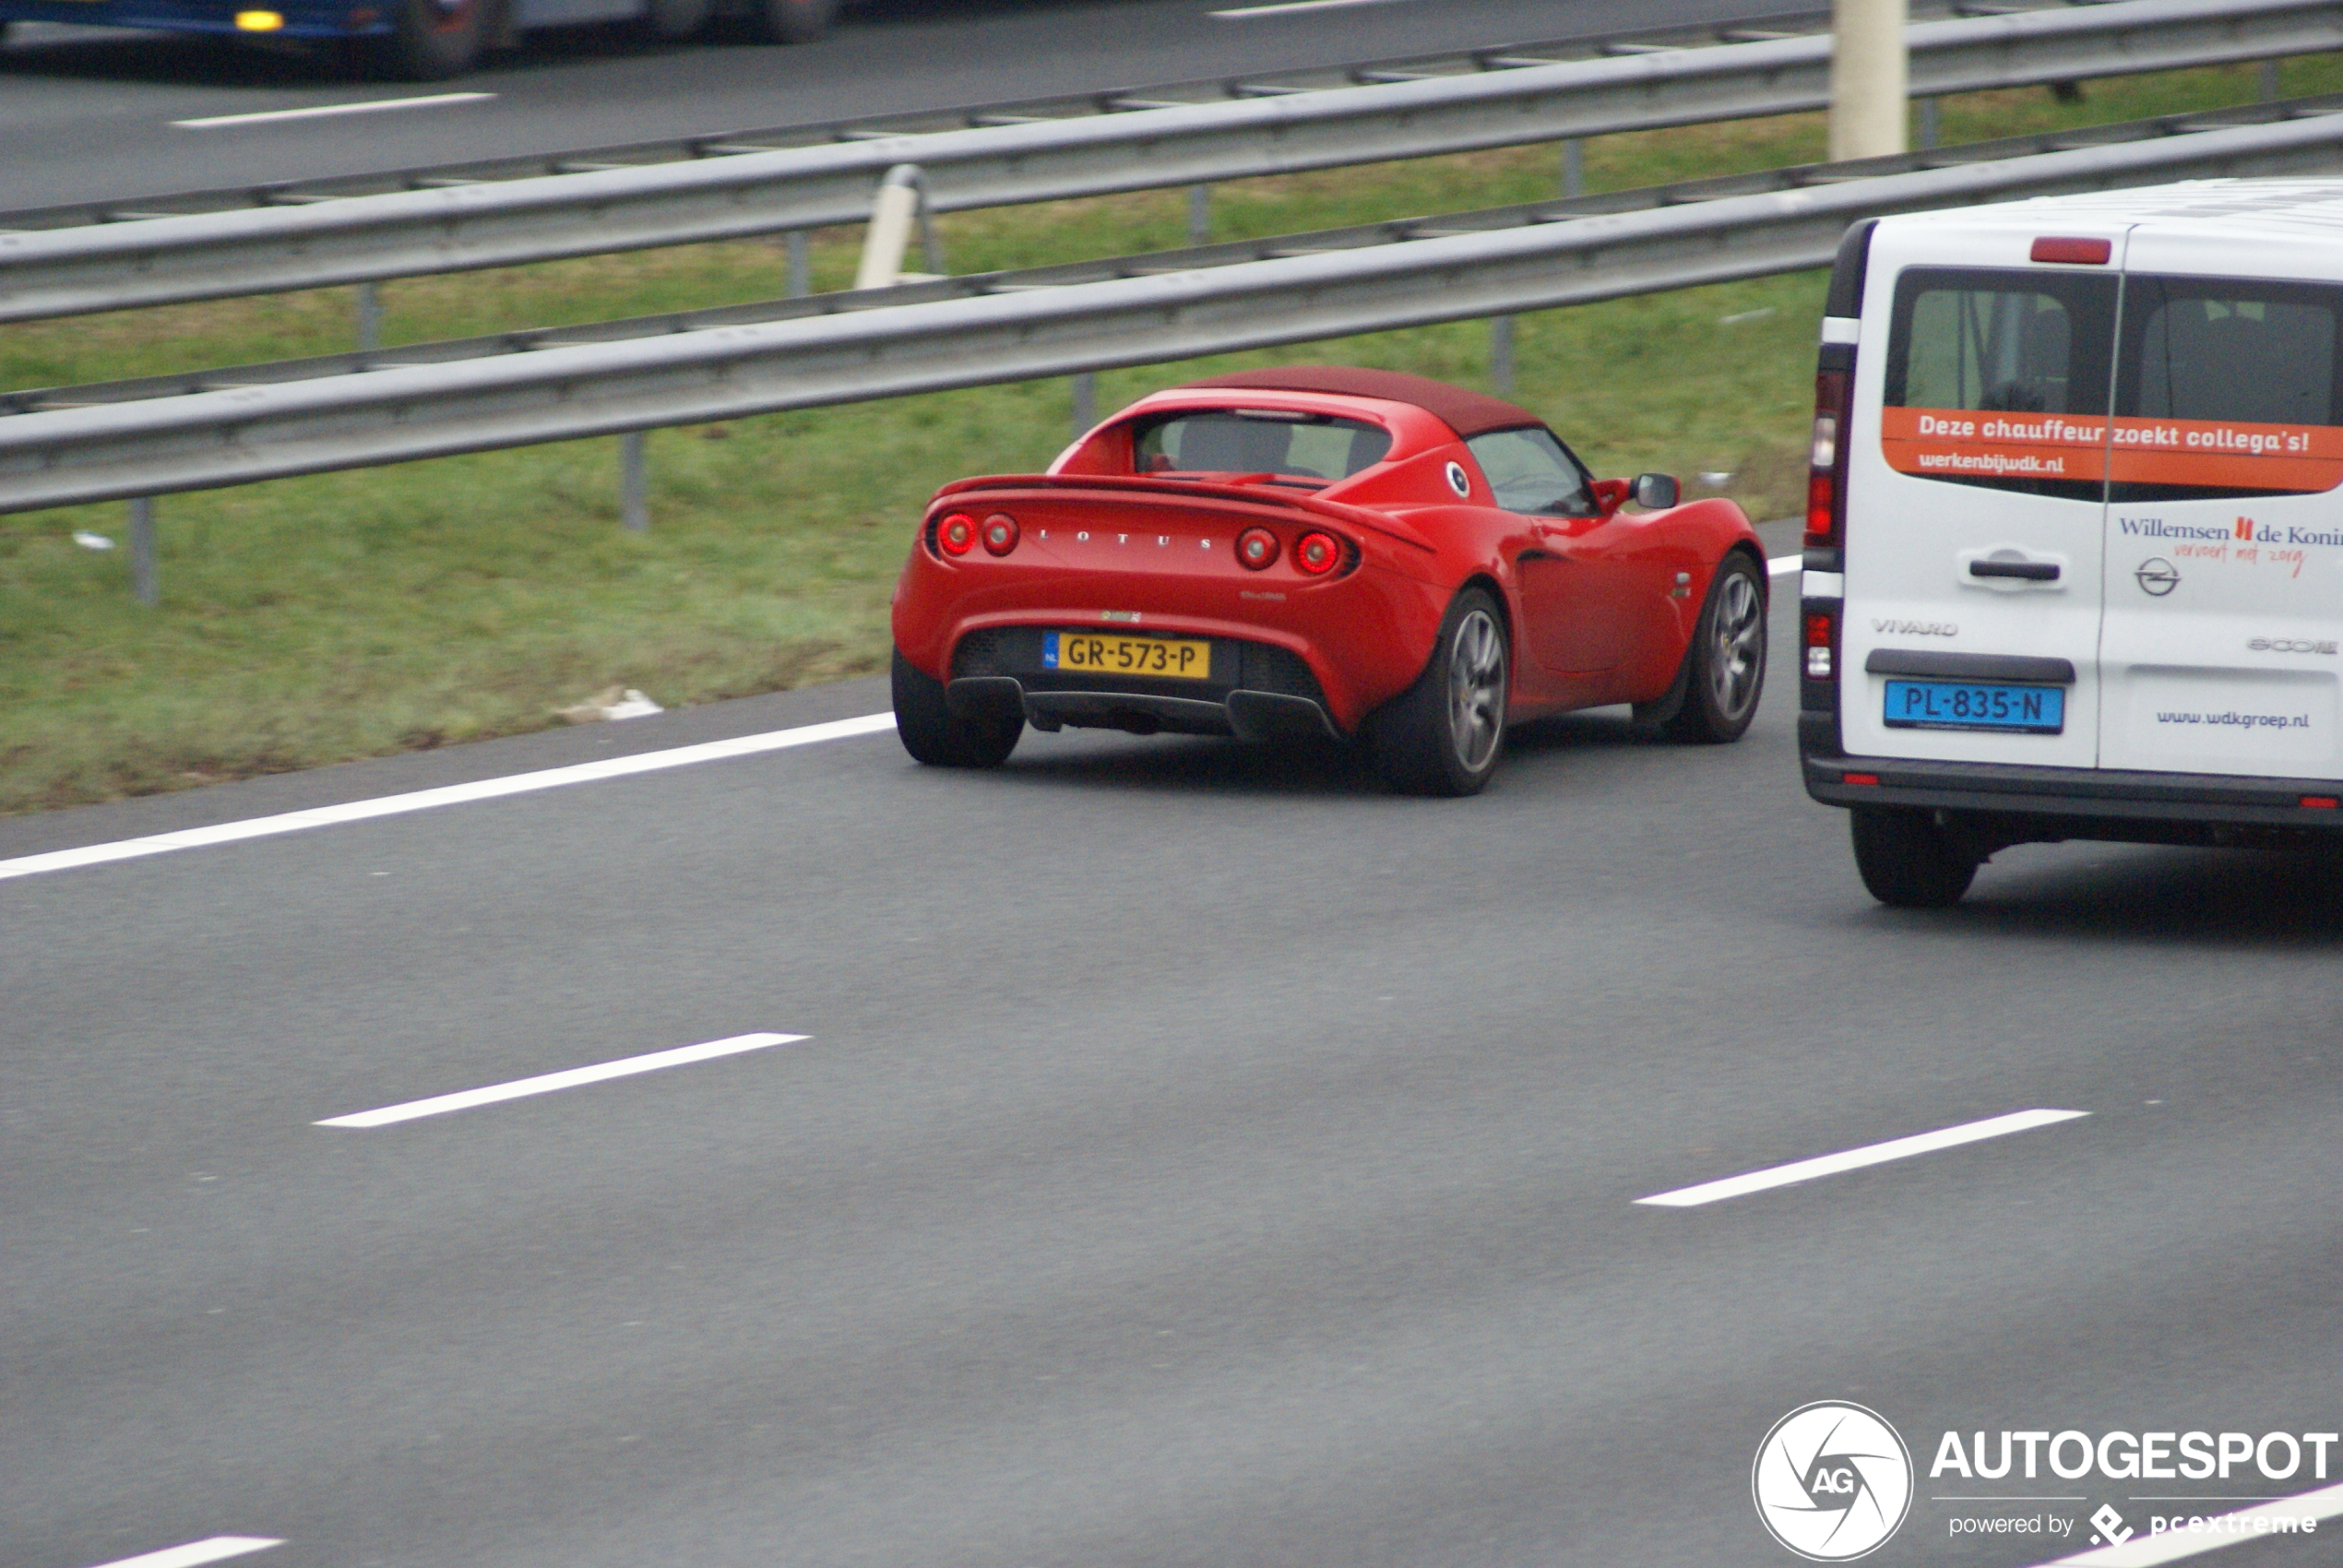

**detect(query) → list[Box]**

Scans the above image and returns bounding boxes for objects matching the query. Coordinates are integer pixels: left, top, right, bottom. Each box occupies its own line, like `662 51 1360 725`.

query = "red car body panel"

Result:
891 374 1763 740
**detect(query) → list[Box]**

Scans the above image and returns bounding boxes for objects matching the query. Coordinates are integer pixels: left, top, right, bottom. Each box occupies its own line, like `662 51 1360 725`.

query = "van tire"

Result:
644 0 711 37
1659 551 1766 743
1850 807 1979 908
893 649 1020 768
1368 587 1508 796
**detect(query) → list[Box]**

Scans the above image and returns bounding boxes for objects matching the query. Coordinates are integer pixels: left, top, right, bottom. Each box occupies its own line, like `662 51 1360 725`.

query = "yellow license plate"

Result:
1043 631 1212 681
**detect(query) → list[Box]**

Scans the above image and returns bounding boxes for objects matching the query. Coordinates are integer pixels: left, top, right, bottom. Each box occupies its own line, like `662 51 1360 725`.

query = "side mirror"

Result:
1633 472 1680 511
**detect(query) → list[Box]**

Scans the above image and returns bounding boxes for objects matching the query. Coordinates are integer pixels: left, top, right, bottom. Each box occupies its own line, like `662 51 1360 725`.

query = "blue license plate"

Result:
1884 679 2064 734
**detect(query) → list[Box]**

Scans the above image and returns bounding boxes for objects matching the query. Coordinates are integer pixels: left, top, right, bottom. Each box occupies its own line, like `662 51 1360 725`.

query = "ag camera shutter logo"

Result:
1753 1401 1913 1560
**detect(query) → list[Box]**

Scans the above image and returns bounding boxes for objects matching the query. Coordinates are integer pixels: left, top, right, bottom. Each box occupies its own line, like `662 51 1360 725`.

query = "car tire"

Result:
1849 807 1980 908
644 0 711 38
893 649 1021 768
755 0 837 42
1659 550 1766 743
363 0 490 77
1368 587 1508 797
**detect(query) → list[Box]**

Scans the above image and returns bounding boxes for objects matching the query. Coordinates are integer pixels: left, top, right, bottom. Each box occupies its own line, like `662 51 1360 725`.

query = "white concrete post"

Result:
1829 0 1907 162
853 165 943 291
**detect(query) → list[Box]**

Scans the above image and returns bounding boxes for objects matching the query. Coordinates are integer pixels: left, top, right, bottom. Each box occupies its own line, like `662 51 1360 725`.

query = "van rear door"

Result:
1842 224 2123 771
2095 239 2343 780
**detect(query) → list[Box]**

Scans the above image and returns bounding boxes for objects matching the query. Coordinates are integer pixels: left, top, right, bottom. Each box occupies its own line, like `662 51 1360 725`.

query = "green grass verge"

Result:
4 56 2337 814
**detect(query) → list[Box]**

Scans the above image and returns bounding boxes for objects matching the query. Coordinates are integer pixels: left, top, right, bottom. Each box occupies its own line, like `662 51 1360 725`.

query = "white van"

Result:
1801 182 2343 906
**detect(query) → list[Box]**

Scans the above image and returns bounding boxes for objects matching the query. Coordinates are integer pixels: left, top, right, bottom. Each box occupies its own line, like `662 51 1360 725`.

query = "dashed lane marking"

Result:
315 1032 806 1127
1635 1109 2090 1207
173 93 494 128
2037 1479 2343 1563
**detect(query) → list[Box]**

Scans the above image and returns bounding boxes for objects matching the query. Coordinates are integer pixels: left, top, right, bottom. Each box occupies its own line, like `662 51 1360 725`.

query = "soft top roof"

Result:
1181 366 1541 440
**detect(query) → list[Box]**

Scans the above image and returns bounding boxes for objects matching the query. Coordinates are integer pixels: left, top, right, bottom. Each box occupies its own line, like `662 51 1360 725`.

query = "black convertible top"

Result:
1183 366 1542 440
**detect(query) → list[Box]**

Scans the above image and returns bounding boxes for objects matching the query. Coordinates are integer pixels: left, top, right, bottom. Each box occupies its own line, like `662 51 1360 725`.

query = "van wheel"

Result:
1660 552 1766 742
1849 807 1979 908
893 649 1020 768
1369 587 1508 796
644 0 711 37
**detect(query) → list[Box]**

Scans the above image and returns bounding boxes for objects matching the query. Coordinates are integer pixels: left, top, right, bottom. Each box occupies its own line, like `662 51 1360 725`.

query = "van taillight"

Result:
2030 236 2111 266
1806 362 1853 552
1804 606 1838 682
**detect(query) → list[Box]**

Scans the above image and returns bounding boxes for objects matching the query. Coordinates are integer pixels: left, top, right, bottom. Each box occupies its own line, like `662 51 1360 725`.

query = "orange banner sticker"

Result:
1880 407 2343 493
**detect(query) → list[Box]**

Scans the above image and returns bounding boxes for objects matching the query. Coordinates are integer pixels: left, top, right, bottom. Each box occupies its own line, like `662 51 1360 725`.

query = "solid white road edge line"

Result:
1767 553 1800 576
316 1032 807 1128
173 92 494 128
1635 1109 2090 1206
2037 1479 2343 1565
0 713 897 884
6 557 1799 887
83 1538 282 1568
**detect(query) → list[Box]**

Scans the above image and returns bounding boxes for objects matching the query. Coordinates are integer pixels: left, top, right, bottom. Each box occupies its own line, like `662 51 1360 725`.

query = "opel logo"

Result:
2135 558 2181 597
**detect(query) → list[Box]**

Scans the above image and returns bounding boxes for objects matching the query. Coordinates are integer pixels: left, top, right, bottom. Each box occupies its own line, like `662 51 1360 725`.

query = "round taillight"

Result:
981 513 1019 556
1292 530 1341 576
937 512 977 556
1235 527 1279 571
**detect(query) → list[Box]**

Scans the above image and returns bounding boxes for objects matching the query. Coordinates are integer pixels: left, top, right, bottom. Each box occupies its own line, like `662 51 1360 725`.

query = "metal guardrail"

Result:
1 0 2337 324
7 107 2343 516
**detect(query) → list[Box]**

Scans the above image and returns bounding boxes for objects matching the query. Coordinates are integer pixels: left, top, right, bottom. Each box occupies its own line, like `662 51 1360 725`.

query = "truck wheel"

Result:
755 0 836 42
1849 807 1979 909
893 649 1020 768
364 0 488 78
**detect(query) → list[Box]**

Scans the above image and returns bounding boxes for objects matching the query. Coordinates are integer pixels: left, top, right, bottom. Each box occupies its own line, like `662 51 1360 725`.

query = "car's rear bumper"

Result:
1800 713 2343 843
946 627 1345 740
949 676 1340 742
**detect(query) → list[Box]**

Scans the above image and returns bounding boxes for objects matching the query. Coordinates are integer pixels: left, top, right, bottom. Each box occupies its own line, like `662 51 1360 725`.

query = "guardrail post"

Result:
1489 315 1516 395
128 497 158 606
2262 59 2281 101
620 432 648 532
1071 372 1096 438
854 164 944 291
357 281 384 352
1829 0 1908 160
1917 97 1939 150
1561 140 1585 200
1188 184 1211 245
786 231 810 297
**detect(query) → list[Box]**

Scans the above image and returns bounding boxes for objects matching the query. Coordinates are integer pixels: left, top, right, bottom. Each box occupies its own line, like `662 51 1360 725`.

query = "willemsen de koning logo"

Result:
1754 1403 2338 1558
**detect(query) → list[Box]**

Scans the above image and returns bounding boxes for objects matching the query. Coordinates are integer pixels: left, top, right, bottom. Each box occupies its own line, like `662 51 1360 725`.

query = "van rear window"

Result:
1881 267 2343 502
1882 267 2115 501
2111 278 2343 501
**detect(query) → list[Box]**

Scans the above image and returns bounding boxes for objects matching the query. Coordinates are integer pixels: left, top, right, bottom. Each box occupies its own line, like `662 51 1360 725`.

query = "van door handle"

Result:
1968 560 2060 582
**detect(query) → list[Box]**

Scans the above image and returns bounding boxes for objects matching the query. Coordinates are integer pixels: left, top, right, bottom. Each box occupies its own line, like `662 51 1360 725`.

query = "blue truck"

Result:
0 0 838 77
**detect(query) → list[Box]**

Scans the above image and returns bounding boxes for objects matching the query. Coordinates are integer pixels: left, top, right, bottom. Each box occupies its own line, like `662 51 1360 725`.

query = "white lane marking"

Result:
173 92 494 128
2036 1479 2343 1564
0 713 896 884
83 1539 282 1568
1212 0 1409 15
317 1032 806 1128
1635 1109 2089 1207
1767 554 1799 576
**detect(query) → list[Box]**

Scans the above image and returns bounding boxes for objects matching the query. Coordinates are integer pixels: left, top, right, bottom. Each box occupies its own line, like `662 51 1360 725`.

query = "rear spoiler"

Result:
928 472 1437 553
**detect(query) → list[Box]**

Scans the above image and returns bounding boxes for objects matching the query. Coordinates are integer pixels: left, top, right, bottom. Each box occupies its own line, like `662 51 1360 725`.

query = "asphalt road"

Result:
6 587 2341 1568
0 0 1803 211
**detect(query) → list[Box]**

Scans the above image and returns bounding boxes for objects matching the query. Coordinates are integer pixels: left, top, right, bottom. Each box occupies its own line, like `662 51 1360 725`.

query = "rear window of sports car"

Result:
1132 410 1393 484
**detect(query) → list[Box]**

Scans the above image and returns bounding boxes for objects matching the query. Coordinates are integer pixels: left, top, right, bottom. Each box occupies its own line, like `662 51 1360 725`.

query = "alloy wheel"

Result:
1445 608 1506 771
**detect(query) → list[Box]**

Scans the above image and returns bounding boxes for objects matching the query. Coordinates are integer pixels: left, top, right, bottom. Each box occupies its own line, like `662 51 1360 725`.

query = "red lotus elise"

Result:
890 366 1768 795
